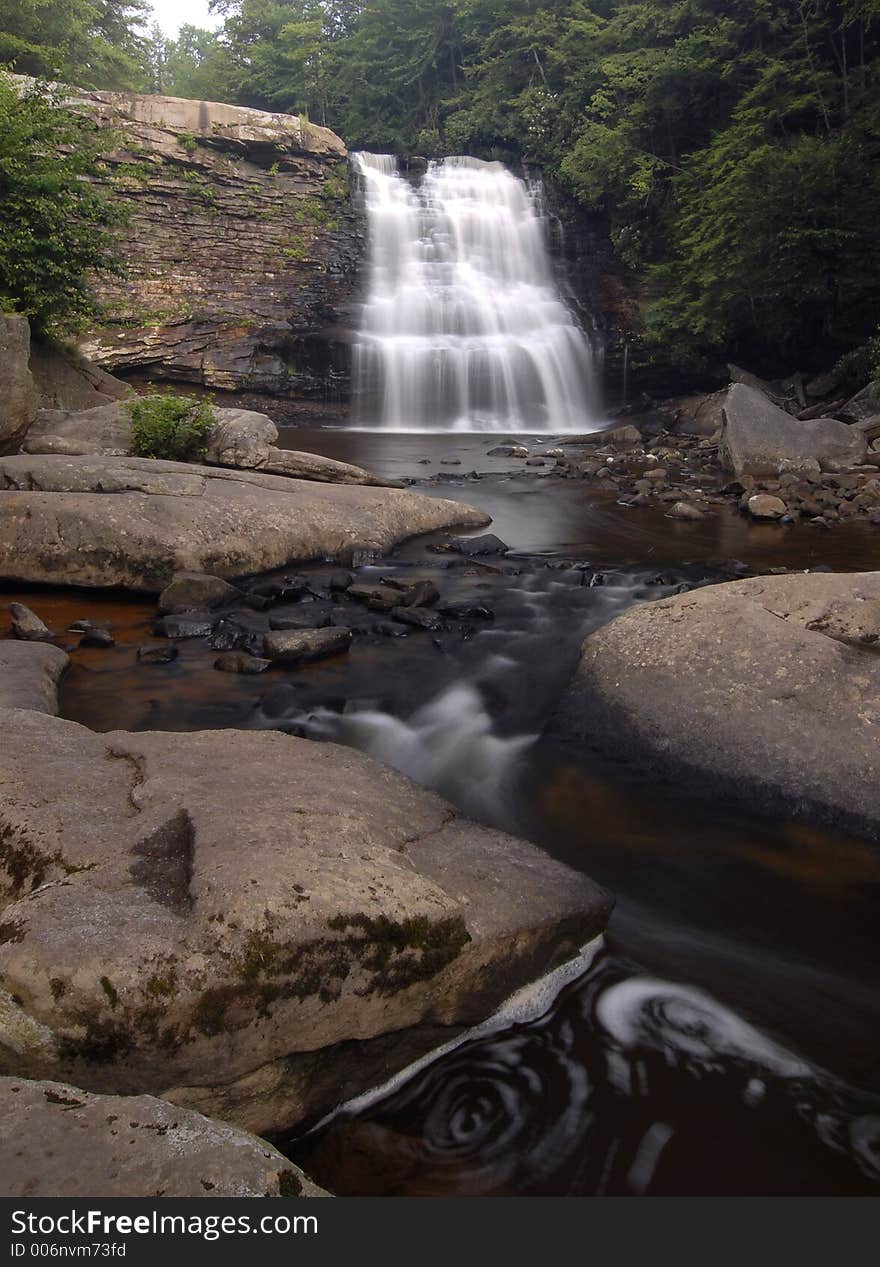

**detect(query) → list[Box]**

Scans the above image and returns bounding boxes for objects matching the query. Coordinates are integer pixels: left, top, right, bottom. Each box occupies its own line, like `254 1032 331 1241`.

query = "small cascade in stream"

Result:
352 152 600 432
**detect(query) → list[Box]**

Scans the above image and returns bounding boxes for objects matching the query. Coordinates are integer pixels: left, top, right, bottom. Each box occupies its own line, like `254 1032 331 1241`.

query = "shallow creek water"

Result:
7 431 880 1195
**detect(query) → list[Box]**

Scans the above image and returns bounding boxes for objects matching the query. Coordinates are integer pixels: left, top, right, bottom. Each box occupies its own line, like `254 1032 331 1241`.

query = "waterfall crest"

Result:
352 153 600 433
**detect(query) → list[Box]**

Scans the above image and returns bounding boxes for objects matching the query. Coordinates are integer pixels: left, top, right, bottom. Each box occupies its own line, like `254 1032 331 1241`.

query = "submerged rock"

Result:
158 571 243 615
0 1077 325 1198
554 572 880 836
137 643 179 665
214 652 271 675
449 533 509 557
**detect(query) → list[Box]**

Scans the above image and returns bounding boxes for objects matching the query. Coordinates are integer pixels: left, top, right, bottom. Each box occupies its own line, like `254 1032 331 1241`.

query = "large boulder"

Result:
720 383 866 476
0 1077 325 1197
0 454 490 590
23 401 132 456
204 409 278 470
0 315 37 453
554 572 880 837
0 662 611 1135
838 380 880 426
263 448 402 489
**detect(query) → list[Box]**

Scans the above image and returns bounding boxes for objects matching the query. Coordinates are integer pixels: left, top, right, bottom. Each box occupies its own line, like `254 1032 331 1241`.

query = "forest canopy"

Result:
2 0 879 370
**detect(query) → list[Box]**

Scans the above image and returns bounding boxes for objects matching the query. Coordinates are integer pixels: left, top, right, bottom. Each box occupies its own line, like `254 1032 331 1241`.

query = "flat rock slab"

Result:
0 703 611 1135
0 1077 325 1197
0 454 489 591
554 572 880 836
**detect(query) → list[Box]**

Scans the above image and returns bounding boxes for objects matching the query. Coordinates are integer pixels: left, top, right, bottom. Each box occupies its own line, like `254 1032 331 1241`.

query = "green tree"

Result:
0 75 125 335
0 0 152 89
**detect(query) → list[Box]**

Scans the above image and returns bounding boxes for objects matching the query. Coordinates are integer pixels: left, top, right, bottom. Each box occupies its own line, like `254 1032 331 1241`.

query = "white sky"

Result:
148 0 224 37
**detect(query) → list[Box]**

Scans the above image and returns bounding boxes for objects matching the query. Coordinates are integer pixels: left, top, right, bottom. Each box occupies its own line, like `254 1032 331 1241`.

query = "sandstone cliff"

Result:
68 89 361 402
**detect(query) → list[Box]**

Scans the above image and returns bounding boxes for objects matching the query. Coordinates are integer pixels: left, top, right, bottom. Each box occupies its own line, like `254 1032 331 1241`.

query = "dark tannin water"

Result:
16 432 880 1196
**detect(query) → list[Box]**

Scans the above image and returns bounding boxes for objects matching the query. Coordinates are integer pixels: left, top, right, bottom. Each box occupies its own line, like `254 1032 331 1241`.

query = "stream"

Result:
19 430 880 1196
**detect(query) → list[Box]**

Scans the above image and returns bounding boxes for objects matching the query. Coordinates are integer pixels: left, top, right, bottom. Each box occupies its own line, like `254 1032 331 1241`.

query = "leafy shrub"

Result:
0 74 125 335
128 396 216 462
834 329 880 392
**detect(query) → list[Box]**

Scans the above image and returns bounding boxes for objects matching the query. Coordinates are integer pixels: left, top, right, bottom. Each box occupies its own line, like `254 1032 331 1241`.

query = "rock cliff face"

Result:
70 89 362 403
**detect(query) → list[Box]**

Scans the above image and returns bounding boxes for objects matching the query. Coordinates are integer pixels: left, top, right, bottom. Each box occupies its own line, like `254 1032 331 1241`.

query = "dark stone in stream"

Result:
79 627 115 648
392 580 440 608
240 592 273 612
214 652 271 675
155 612 217 639
137 643 179 664
9 603 52 642
374 621 409 638
67 619 93 633
269 609 333 632
449 534 509 557
391 606 443 631
328 570 354 592
347 584 399 612
439 603 494 621
209 619 265 656
263 626 353 665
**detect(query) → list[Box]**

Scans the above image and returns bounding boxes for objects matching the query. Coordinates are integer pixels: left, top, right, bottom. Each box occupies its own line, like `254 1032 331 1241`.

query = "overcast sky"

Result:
148 0 224 37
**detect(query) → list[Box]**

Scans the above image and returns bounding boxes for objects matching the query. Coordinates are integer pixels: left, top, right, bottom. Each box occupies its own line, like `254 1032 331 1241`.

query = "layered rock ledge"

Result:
0 644 611 1137
553 571 880 837
0 453 489 590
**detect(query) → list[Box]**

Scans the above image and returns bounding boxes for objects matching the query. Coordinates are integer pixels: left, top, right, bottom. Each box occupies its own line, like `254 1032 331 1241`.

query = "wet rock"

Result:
0 641 68 713
525 457 546 467
347 584 399 612
67 619 93 633
391 607 442 631
720 383 866 477
555 571 880 834
155 612 217 639
747 494 787 520
374 621 409 638
79 627 115 648
158 571 242 615
487 445 529 458
9 603 52 642
393 580 440 608
644 468 667 482
440 458 462 466
137 643 179 664
328 570 354 592
269 608 332 631
214 652 271 675
263 626 352 665
666 502 706 521
450 534 509 557
604 424 643 446
0 1077 325 1198
439 603 494 622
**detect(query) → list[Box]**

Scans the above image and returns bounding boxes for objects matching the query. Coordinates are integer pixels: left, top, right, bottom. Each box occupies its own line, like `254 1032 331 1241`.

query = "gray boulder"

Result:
0 641 68 713
838 380 880 426
204 409 278 470
8 602 52 642
0 1077 325 1197
0 454 490 591
0 315 37 453
554 571 880 836
263 447 401 489
720 383 866 477
263 627 352 664
0 668 610 1135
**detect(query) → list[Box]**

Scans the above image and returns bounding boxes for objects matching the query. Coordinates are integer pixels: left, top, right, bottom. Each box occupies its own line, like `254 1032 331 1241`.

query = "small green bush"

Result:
834 329 880 393
128 396 216 462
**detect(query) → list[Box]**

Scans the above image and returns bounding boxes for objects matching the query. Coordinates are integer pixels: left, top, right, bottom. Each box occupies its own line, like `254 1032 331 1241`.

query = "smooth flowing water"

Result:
352 154 599 432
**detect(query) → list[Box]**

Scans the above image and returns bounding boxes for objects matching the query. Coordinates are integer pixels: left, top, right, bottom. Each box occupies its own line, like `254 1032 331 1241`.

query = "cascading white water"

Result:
352 153 600 433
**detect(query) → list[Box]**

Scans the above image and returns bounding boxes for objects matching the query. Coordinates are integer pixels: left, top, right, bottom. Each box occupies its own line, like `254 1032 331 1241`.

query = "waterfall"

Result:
352 153 600 433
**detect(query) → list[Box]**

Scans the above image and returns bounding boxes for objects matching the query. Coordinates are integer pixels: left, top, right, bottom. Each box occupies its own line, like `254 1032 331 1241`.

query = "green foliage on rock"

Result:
128 396 217 462
0 75 126 335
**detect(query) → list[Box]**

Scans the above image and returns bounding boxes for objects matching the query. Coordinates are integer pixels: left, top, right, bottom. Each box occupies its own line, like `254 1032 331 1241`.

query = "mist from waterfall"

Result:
352 153 600 433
